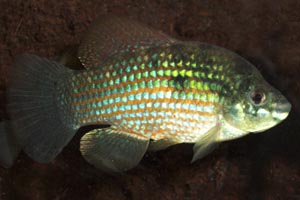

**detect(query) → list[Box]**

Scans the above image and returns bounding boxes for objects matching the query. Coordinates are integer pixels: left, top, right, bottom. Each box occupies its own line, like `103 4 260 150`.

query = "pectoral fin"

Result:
80 126 150 172
192 123 221 163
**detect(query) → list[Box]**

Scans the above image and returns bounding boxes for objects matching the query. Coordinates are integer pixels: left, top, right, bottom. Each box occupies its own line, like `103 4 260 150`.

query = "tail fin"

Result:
0 121 20 168
7 54 76 163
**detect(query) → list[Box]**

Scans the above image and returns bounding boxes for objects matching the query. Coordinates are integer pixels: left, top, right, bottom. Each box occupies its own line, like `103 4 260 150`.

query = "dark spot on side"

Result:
173 75 188 90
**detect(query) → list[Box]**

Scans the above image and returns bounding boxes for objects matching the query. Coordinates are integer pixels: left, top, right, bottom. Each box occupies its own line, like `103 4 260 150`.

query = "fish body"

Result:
59 43 223 144
0 16 291 172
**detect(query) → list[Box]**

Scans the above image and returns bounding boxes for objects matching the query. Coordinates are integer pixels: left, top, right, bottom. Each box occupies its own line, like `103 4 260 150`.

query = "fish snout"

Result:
271 98 291 122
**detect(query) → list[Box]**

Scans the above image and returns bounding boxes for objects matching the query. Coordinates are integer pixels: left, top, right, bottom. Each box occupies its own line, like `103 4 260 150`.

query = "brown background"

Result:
0 0 300 199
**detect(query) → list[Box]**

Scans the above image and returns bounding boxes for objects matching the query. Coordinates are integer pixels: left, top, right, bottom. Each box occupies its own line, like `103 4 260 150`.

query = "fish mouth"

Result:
272 100 291 122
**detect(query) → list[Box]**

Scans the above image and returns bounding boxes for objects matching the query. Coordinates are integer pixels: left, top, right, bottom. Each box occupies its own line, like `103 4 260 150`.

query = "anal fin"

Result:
148 138 178 152
80 126 150 172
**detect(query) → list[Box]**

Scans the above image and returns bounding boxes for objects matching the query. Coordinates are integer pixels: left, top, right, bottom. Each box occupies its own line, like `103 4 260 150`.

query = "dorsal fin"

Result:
78 15 177 69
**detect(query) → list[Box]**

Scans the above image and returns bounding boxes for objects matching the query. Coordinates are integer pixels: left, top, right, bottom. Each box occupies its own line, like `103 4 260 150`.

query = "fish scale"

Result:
57 43 223 143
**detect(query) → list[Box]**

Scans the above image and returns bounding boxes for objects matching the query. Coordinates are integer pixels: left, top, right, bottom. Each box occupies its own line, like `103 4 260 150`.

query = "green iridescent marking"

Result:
132 65 138 71
162 60 168 67
203 82 210 90
148 62 153 68
171 91 179 99
208 73 213 79
211 83 217 91
122 75 127 82
179 69 186 77
168 79 175 88
150 70 156 77
136 72 141 79
170 61 175 67
187 92 194 100
189 80 196 89
103 81 108 87
154 79 160 87
177 60 183 67
142 71 148 78
157 70 164 76
164 69 171 76
125 66 131 73
161 80 168 87
139 81 146 88
171 70 178 77
179 91 186 99
125 85 131 92
199 94 207 101
186 70 193 77
129 74 135 81
147 80 153 88
160 52 165 57
140 63 145 70
132 83 138 90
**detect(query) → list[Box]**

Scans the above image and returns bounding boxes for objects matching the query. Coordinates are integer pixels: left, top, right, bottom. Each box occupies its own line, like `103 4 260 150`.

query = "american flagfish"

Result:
0 16 291 172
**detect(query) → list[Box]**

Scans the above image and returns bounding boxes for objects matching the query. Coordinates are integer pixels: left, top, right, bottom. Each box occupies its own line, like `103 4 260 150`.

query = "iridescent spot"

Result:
154 79 160 87
122 75 127 82
115 78 120 85
133 65 138 71
139 81 146 88
132 83 138 90
136 72 141 79
125 85 131 92
171 70 178 77
105 72 110 78
157 70 164 76
135 93 142 100
128 94 134 101
150 70 156 77
150 93 156 99
129 74 135 81
132 105 138 110
119 87 125 94
103 99 108 105
122 97 127 102
125 66 131 73
142 92 149 99
142 71 148 78
162 60 168 67
154 102 160 108
161 80 168 87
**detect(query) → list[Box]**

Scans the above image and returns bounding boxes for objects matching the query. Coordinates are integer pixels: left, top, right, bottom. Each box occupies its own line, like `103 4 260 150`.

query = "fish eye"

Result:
249 90 266 106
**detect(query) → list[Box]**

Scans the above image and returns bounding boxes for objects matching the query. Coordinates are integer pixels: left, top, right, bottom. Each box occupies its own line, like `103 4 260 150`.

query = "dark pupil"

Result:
252 93 263 104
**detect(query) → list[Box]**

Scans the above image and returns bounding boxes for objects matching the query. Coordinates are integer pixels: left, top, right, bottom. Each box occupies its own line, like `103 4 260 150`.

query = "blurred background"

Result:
0 0 300 199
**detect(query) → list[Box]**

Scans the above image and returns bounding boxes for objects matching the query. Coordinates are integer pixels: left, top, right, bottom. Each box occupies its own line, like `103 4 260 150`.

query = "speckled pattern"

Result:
59 43 228 143
1 1 300 200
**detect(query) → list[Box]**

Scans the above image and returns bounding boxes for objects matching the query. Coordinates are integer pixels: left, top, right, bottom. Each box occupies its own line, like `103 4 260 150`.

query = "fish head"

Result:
222 63 291 134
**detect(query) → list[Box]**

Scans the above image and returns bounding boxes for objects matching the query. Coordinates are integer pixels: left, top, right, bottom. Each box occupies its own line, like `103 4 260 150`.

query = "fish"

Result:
0 16 291 172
